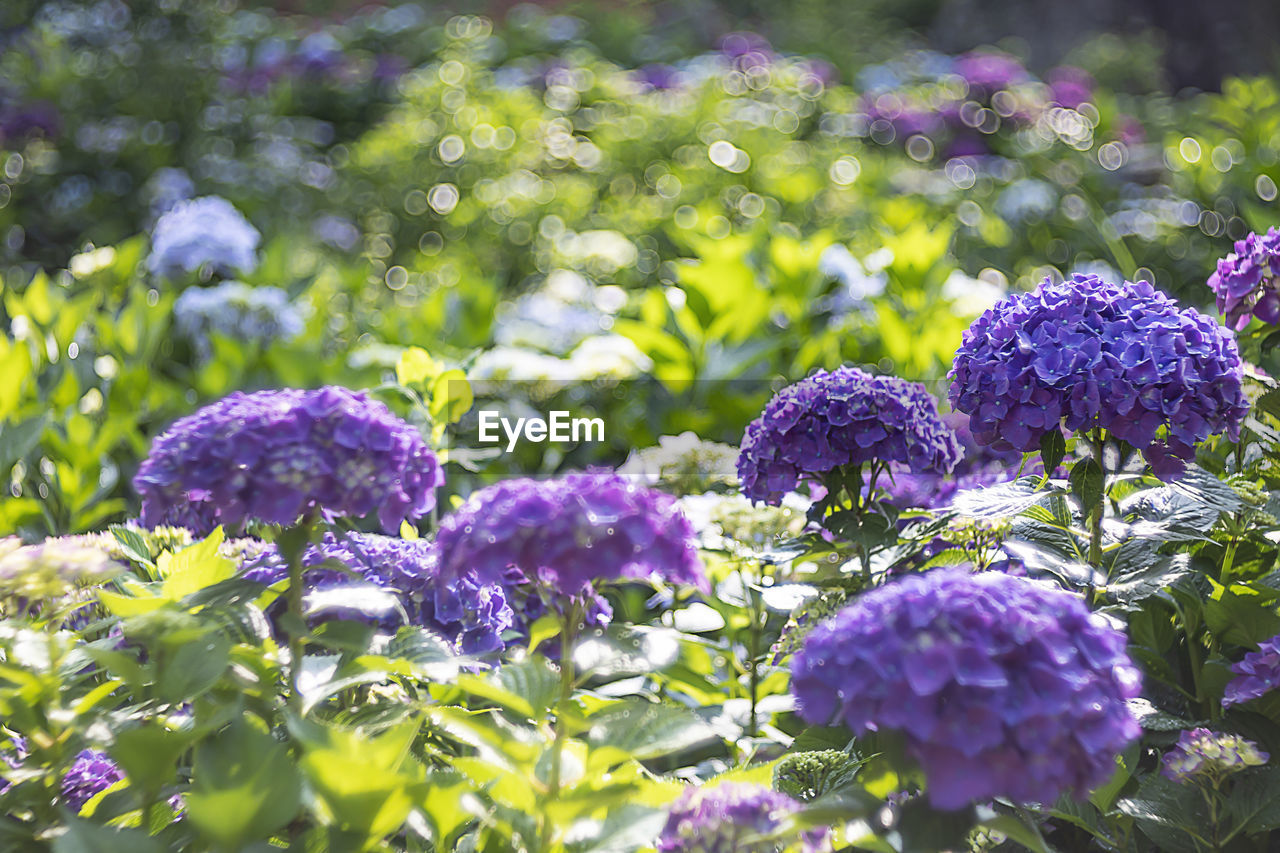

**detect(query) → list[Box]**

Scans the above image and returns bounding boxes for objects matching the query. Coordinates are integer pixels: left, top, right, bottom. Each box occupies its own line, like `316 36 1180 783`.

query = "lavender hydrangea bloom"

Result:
1162 728 1268 783
173 282 304 359
147 196 260 280
1207 227 1280 329
738 366 962 505
433 472 705 598
954 51 1029 94
61 749 125 813
1222 635 1280 707
134 387 443 534
791 569 1142 809
949 273 1248 480
241 532 518 654
657 783 829 853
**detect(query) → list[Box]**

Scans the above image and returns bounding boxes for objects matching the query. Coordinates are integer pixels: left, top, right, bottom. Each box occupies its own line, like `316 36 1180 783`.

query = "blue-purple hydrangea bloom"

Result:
147 196 261 280
1222 634 1280 707
1207 227 1280 329
241 532 518 654
134 387 443 534
738 366 961 505
791 569 1142 809
1161 728 1269 783
433 471 705 598
173 282 304 360
657 782 828 853
61 749 125 813
949 273 1248 480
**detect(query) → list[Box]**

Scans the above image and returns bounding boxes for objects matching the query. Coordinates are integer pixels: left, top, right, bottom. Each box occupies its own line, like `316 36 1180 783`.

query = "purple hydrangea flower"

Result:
1207 227 1280 329
720 32 773 72
1162 728 1268 783
954 51 1028 94
1047 66 1095 110
147 196 261 280
61 749 125 813
637 64 682 91
433 471 705 600
134 387 443 534
738 366 962 505
790 569 1142 809
657 782 829 853
1222 634 1280 707
949 273 1248 480
241 532 518 655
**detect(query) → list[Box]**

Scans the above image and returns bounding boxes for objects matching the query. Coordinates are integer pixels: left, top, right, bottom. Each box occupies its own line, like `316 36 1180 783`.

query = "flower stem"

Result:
540 600 580 853
1087 429 1106 570
280 514 319 710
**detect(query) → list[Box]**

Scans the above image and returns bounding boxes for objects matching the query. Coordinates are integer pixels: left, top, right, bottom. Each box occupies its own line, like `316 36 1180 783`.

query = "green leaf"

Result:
109 724 191 801
0 413 49 472
585 699 714 764
186 719 302 849
430 369 473 424
159 529 236 601
456 657 560 720
1117 775 1211 853
1070 457 1104 518
52 816 165 853
109 525 155 569
1039 430 1066 478
1224 766 1280 836
1204 585 1280 648
566 804 668 853
950 479 1052 519
296 720 423 841
1105 555 1194 605
156 629 230 703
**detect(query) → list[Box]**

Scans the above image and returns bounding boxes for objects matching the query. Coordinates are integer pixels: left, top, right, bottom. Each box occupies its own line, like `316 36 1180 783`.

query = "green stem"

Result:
540 601 580 853
1087 429 1106 570
281 514 319 710
745 562 762 739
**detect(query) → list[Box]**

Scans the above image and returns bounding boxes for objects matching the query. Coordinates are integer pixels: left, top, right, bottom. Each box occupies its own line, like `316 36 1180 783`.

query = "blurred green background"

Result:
2 0 1280 538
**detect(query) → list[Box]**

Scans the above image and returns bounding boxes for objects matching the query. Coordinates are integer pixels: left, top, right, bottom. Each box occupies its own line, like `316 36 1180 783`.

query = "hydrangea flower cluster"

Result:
173 282 304 360
737 366 961 505
1207 227 1280 329
619 432 740 496
147 196 261 280
61 749 125 813
433 471 705 599
854 50 1096 158
1161 728 1269 783
241 532 519 655
0 538 122 602
1221 634 1280 707
949 273 1248 480
134 387 443 534
657 782 828 853
790 569 1142 809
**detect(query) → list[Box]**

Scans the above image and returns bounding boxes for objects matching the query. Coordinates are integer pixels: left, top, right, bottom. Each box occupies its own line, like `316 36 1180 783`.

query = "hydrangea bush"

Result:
4 7 1280 851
